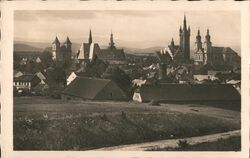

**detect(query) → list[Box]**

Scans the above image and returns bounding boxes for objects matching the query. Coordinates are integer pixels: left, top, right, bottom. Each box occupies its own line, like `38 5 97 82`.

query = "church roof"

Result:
212 46 238 54
97 48 126 60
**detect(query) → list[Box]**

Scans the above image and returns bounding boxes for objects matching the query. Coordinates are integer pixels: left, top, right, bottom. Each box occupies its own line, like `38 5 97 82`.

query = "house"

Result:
133 83 240 103
62 77 128 101
193 75 218 82
13 74 41 92
227 80 241 94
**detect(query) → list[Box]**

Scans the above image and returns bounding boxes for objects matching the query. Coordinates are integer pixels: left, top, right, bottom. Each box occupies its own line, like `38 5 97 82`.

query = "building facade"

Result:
52 36 72 64
194 29 240 66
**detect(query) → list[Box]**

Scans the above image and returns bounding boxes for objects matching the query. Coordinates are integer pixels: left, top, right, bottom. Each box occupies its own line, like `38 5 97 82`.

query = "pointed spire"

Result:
207 28 210 35
205 28 211 42
89 29 92 44
179 25 182 33
197 29 200 35
65 36 71 44
109 30 115 49
171 38 174 46
53 36 60 44
183 14 187 30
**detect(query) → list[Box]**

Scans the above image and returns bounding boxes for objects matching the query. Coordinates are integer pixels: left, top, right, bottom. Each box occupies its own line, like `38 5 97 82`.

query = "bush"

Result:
177 139 189 149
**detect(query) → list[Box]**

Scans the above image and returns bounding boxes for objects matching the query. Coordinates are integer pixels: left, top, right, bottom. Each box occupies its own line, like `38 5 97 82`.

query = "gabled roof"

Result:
14 74 35 82
138 83 240 102
212 46 238 54
62 77 111 99
98 48 126 60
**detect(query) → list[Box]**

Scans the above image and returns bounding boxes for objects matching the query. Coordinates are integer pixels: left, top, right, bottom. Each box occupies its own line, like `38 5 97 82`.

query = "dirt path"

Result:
95 130 240 151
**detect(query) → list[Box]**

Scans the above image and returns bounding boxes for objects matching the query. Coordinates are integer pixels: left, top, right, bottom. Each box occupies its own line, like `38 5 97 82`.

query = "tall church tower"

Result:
63 36 72 61
52 36 60 60
179 15 191 63
109 31 116 49
89 29 93 44
195 29 202 52
204 29 212 64
204 29 212 53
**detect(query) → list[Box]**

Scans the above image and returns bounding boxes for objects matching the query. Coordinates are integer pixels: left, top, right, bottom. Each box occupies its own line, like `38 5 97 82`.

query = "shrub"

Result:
177 139 189 149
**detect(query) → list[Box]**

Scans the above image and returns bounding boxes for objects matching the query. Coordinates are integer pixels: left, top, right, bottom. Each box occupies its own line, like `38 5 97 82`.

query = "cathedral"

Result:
194 29 241 66
52 36 72 65
77 29 126 64
166 15 191 64
158 15 240 67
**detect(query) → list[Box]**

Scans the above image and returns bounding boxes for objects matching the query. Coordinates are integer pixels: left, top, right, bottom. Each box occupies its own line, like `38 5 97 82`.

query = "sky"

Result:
14 10 241 52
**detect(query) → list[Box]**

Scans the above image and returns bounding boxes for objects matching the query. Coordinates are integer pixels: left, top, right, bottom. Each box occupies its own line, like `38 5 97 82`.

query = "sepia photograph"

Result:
1 1 249 158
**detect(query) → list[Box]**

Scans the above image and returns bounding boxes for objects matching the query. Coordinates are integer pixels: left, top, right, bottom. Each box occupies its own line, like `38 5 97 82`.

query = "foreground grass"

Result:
14 97 240 150
148 136 241 151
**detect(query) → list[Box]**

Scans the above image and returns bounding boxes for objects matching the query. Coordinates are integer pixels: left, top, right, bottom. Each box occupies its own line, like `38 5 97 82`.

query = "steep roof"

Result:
98 48 126 60
62 77 111 99
64 37 72 44
52 37 60 44
14 74 35 82
138 83 240 102
212 46 238 54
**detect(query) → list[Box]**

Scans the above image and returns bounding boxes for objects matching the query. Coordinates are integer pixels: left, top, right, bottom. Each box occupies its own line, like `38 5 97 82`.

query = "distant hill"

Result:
14 41 164 55
14 43 44 52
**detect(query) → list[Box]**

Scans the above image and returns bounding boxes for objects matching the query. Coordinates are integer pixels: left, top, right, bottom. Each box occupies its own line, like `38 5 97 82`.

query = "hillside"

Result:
14 97 240 150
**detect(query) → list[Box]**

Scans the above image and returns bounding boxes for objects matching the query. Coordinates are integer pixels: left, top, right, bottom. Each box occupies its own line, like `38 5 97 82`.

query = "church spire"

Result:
205 28 211 42
195 29 202 52
89 29 92 44
109 30 116 49
183 14 187 31
171 38 175 46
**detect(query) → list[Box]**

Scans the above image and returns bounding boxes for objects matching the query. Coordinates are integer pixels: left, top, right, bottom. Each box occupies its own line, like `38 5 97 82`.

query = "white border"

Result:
1 1 249 158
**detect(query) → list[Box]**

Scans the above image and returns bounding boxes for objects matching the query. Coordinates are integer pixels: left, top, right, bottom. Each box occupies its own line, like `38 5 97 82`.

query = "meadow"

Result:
14 97 240 150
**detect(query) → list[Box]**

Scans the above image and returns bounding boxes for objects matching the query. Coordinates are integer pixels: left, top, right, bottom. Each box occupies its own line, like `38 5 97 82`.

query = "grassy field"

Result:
14 96 240 150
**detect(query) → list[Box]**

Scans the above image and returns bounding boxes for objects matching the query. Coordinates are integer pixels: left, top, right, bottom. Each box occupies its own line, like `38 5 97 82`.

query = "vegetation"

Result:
14 97 240 150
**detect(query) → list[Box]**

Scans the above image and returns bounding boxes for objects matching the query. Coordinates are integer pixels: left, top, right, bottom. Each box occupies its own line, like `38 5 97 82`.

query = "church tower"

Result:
179 14 191 63
204 29 212 64
64 36 72 51
52 36 60 60
109 31 116 49
204 29 212 53
195 29 202 52
89 29 93 44
63 36 72 61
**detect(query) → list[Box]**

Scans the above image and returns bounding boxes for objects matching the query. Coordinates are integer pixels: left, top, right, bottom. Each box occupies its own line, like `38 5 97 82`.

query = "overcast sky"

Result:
14 10 241 52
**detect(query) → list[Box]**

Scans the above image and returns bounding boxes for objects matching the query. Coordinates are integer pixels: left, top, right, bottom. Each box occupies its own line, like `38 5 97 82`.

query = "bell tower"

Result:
52 36 60 60
179 14 191 63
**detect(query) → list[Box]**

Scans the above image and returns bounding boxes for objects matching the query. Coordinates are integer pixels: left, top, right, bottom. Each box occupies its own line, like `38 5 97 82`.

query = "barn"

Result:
133 83 240 103
62 77 128 101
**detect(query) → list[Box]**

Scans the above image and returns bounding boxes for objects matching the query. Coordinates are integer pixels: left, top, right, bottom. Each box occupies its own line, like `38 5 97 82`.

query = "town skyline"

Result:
15 10 241 53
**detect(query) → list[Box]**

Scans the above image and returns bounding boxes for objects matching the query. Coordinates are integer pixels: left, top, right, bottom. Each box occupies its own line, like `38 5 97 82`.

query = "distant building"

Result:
62 77 128 101
193 29 241 66
52 36 72 64
77 30 126 64
165 15 191 64
13 74 41 92
77 29 100 61
97 32 127 64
